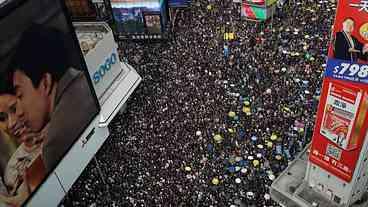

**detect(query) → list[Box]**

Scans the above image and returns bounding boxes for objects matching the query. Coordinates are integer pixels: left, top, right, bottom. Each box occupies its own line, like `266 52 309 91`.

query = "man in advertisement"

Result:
334 17 368 62
0 75 44 206
8 24 97 174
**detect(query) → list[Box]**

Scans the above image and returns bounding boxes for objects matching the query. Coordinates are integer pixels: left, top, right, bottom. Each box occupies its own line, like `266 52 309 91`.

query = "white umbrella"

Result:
235 178 242 184
246 192 255 199
264 194 271 200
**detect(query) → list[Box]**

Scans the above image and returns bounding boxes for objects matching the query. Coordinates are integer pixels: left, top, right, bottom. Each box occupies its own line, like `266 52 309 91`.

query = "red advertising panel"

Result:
309 0 368 182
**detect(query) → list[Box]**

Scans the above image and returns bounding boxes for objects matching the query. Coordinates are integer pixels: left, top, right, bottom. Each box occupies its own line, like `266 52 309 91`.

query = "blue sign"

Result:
324 58 368 84
168 0 191 7
93 53 117 85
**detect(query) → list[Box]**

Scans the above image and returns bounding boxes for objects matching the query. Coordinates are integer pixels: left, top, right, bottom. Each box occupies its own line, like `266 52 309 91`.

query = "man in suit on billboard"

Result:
334 17 368 62
9 24 98 174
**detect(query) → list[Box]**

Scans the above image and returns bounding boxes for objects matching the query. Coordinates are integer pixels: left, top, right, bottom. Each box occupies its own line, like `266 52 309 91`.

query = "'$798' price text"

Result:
333 63 368 78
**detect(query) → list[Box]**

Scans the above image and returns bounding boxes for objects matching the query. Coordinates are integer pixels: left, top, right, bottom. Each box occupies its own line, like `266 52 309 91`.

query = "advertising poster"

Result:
0 0 100 206
309 0 368 182
111 0 165 34
320 82 362 150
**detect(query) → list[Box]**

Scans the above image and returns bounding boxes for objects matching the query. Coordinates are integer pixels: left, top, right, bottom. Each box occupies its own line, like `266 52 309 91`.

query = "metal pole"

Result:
271 6 274 31
94 157 106 183
94 156 112 202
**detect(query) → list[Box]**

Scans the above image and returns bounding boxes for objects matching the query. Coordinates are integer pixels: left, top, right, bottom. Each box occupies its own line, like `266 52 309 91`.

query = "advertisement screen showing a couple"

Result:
0 0 100 206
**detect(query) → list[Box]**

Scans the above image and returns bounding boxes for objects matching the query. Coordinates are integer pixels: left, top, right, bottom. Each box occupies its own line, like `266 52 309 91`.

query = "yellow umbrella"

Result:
228 128 235 133
214 134 223 143
228 111 236 118
207 4 212 10
282 107 291 113
253 160 260 167
270 134 278 141
266 141 273 148
229 32 235 40
212 177 220 185
244 101 250 106
224 33 229 40
185 166 192 172
243 106 251 113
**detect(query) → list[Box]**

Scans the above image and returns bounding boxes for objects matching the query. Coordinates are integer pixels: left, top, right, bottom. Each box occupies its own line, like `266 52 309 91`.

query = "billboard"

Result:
309 0 368 182
0 0 100 205
241 3 276 20
111 0 167 35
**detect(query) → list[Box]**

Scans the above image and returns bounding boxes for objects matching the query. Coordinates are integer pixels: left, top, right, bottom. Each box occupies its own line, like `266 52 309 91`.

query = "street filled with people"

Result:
62 0 335 206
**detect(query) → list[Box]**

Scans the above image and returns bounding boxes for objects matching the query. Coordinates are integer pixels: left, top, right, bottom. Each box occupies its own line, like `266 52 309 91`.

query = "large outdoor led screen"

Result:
0 0 100 206
111 0 165 34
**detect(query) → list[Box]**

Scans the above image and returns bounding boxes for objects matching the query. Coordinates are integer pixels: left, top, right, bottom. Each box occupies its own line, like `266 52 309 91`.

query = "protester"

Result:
62 0 335 206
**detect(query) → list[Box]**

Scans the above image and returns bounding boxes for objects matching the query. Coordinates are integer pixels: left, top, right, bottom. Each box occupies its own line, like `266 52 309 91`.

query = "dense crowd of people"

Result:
61 0 335 206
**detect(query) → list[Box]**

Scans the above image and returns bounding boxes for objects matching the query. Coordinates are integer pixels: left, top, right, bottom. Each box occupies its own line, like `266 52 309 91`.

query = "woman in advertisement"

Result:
0 75 45 207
